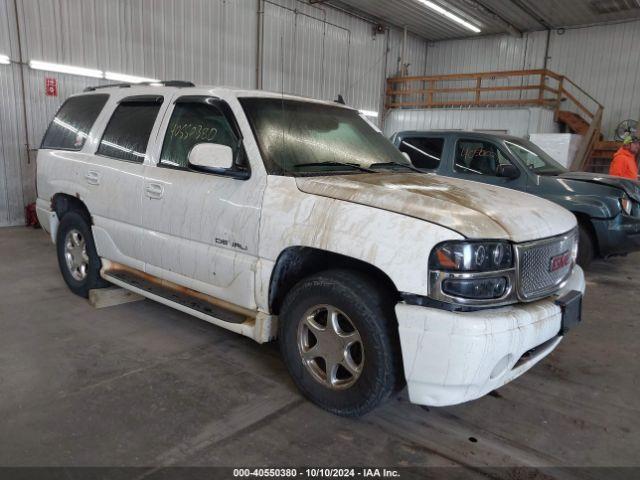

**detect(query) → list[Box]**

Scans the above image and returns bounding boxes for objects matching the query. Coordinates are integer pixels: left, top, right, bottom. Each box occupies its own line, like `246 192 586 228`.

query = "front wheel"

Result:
278 270 401 417
56 211 109 298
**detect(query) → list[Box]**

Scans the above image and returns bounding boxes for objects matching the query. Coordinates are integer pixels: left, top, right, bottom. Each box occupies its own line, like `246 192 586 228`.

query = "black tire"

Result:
278 270 401 417
56 211 109 298
577 222 595 268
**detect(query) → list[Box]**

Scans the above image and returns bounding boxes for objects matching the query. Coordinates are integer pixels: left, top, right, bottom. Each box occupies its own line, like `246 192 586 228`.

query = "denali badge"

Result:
549 251 571 272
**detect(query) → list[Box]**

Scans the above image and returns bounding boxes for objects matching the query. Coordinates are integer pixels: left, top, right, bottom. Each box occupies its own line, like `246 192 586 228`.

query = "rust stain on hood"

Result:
296 173 576 242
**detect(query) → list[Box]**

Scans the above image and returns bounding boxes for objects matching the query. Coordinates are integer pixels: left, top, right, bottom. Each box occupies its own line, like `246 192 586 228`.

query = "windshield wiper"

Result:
370 161 425 173
293 161 376 173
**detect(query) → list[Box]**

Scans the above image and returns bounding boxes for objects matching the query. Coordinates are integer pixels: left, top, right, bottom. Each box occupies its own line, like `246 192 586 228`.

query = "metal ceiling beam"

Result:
508 0 554 30
325 0 434 42
458 0 523 36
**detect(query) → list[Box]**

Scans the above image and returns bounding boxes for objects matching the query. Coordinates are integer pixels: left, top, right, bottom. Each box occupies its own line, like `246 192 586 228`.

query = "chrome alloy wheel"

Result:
64 229 89 281
297 305 364 390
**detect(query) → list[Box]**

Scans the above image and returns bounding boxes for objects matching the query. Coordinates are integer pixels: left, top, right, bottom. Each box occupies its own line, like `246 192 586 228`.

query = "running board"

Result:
100 259 276 343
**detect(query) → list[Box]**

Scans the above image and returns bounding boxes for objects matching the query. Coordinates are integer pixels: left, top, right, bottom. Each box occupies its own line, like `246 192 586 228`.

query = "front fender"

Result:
256 177 462 310
544 194 619 220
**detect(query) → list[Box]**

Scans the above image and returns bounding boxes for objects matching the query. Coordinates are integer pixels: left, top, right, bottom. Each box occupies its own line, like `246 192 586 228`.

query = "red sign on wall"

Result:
45 77 58 97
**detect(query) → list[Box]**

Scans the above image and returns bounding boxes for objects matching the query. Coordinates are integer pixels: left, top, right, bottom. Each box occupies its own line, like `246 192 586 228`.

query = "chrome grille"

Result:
516 229 578 300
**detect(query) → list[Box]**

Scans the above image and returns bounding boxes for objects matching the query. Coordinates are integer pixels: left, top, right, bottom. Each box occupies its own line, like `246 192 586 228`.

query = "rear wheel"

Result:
577 222 595 268
56 211 109 298
278 270 401 417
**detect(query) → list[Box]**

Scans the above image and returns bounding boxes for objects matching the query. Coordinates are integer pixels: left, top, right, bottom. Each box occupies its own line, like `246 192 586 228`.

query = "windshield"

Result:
505 139 568 175
239 98 411 175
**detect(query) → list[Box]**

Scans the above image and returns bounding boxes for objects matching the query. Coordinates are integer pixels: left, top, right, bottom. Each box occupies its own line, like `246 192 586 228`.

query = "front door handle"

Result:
145 182 164 199
85 170 101 185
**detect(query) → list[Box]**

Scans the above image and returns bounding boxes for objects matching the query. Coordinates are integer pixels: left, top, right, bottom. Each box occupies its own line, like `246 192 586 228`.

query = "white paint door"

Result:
141 95 265 309
86 95 167 270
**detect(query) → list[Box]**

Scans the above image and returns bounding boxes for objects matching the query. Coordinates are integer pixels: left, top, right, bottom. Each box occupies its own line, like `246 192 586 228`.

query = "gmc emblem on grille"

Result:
549 251 571 272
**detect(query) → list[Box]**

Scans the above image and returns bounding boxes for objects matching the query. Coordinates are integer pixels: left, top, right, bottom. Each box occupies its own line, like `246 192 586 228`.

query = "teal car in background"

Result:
391 131 640 267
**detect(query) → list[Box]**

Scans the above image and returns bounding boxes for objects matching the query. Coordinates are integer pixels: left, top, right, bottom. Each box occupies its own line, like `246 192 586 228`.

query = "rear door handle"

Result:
145 182 164 199
85 170 101 185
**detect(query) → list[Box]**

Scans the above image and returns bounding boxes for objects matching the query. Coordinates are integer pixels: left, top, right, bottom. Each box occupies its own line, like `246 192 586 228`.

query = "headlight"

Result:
430 241 514 272
429 240 515 304
620 196 633 216
442 276 509 299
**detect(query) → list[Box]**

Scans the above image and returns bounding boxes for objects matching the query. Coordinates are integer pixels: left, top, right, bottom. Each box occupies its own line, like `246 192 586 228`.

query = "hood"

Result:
558 172 640 203
296 173 576 243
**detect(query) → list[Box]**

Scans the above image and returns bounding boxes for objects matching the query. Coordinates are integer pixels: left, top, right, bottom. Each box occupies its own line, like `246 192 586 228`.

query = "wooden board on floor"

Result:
89 287 144 309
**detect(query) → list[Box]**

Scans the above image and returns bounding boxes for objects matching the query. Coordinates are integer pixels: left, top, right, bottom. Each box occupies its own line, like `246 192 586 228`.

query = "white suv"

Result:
36 82 585 416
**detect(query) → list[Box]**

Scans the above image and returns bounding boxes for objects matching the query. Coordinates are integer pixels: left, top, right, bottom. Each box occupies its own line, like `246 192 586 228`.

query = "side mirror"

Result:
401 151 411 162
188 143 234 172
497 164 520 179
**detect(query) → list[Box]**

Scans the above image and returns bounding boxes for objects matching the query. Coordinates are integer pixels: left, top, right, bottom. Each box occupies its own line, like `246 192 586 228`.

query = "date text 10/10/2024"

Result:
233 468 401 478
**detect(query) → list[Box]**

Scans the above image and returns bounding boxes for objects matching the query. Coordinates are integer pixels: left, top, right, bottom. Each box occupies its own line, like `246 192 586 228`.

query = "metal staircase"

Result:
556 110 618 173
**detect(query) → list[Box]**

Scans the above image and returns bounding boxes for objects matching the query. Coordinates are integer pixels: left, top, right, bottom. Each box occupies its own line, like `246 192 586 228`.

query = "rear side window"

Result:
97 97 163 163
398 137 444 169
41 94 109 150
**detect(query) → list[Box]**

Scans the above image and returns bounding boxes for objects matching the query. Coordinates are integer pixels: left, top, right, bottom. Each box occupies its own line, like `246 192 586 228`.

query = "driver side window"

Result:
160 100 240 169
454 139 511 176
506 141 545 170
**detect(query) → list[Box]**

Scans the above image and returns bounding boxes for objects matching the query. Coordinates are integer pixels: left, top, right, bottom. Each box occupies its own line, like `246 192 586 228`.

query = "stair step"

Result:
557 110 590 135
586 141 621 173
594 140 619 150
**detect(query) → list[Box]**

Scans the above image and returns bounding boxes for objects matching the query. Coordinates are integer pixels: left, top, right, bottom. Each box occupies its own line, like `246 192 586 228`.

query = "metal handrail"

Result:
385 69 603 170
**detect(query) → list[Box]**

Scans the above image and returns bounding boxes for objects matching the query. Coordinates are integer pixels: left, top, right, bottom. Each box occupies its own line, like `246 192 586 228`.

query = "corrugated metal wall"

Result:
546 22 640 138
0 0 29 227
383 107 558 138
424 32 542 74
386 29 428 78
2 1 638 227
16 0 259 152
420 31 547 104
321 2 391 114
0 0 428 226
261 1 352 103
422 22 640 138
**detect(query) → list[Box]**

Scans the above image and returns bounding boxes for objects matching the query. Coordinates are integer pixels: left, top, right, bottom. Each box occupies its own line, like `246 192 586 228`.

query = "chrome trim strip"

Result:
428 268 517 307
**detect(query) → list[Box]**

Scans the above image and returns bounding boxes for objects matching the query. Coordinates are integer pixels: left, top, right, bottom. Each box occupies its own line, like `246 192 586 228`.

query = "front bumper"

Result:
396 266 585 407
593 213 640 257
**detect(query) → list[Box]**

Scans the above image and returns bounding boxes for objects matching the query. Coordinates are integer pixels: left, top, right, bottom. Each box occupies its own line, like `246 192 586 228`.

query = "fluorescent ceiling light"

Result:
104 71 160 84
29 60 103 78
416 0 481 33
359 109 379 118
0 54 10 65
29 59 162 84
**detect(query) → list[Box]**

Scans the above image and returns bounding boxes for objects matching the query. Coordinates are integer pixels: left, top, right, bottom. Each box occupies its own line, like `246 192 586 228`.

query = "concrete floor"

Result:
1 226 639 476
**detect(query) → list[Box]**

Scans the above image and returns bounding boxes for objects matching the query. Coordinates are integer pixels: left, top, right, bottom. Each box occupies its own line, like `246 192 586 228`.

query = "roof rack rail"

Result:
84 83 129 91
84 80 195 92
159 80 196 87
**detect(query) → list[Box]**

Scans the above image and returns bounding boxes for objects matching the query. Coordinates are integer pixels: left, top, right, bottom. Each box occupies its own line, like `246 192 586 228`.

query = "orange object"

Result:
436 249 458 269
609 147 638 180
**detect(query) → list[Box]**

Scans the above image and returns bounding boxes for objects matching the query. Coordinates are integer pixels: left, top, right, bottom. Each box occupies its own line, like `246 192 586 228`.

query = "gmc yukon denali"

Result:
36 83 585 416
